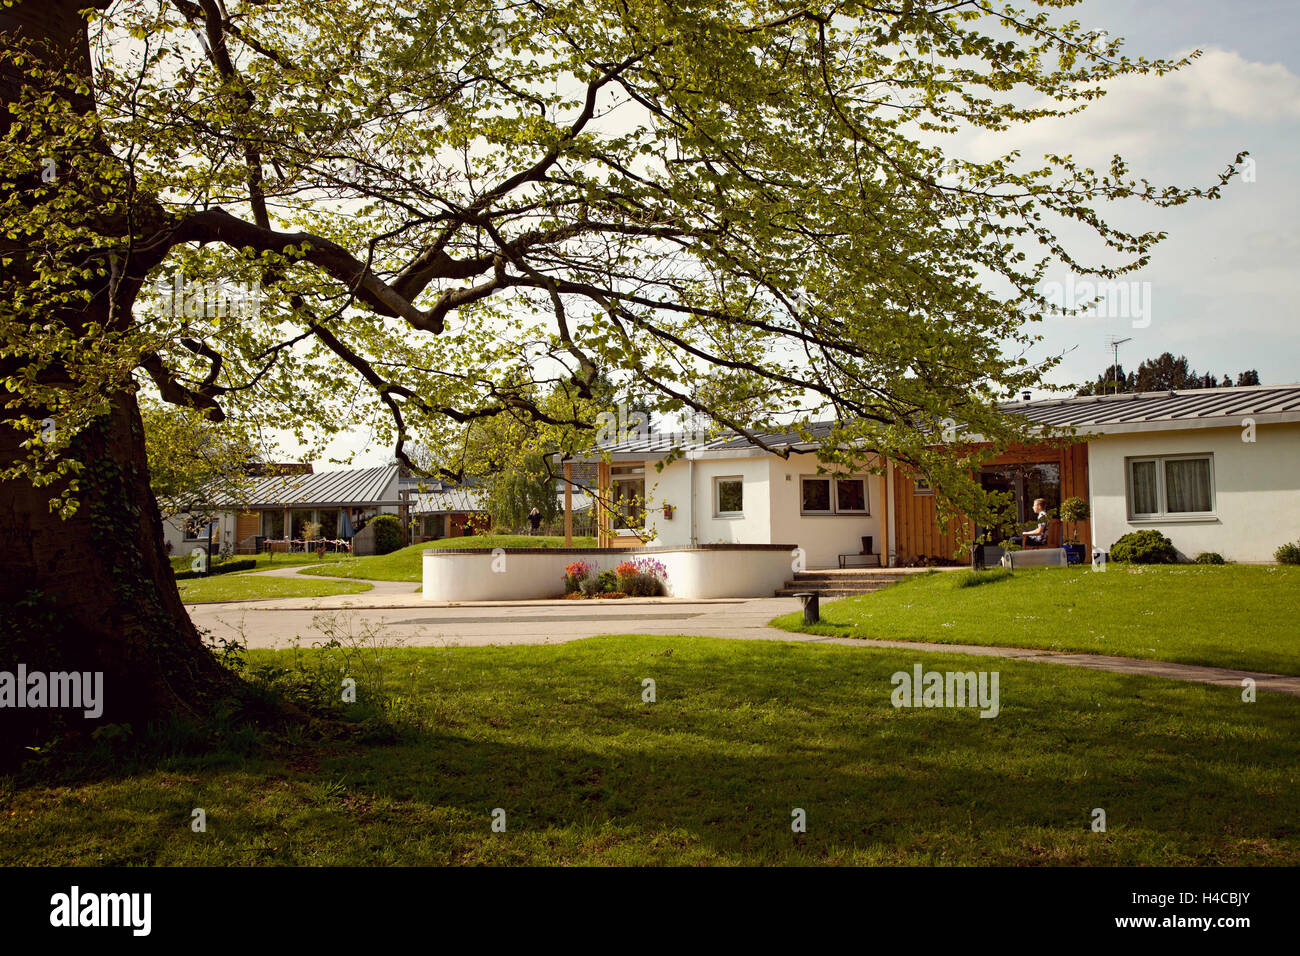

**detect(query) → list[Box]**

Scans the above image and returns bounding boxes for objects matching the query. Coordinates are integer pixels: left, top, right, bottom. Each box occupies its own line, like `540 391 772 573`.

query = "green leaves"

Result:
1 0 1244 530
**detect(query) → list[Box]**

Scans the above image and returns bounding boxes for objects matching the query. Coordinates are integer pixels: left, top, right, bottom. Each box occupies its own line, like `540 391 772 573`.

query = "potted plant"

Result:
1059 496 1089 565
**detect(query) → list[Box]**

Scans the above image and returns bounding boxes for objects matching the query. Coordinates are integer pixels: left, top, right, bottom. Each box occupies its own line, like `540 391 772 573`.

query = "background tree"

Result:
1077 355 1261 396
1133 352 1200 392
140 397 264 518
0 0 1245 746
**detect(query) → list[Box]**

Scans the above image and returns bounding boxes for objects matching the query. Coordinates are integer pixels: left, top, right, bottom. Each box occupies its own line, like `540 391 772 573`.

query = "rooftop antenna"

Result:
1105 336 1132 394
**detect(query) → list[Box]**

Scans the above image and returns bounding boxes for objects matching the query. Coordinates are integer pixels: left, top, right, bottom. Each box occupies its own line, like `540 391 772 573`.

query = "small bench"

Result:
1002 548 1067 569
838 551 882 569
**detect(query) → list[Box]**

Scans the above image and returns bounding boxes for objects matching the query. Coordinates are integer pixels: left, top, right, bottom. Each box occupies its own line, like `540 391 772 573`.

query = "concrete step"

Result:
777 569 915 598
774 586 892 597
785 575 901 586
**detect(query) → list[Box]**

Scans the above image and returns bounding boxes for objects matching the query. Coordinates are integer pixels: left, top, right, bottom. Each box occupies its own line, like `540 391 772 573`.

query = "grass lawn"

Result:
771 564 1300 677
300 534 598 582
3 636 1296 865
177 574 372 604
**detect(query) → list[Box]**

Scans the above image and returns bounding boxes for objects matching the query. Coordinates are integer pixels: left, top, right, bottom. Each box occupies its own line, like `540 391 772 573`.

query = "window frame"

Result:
1126 453 1216 521
609 463 647 534
834 477 870 515
713 475 745 518
799 475 871 516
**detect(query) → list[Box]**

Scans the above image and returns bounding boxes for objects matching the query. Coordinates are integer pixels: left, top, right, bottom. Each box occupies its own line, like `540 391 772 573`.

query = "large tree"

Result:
0 0 1244 744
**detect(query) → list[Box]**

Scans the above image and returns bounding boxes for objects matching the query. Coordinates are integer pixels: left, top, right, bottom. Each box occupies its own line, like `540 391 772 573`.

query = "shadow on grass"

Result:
5 638 1297 864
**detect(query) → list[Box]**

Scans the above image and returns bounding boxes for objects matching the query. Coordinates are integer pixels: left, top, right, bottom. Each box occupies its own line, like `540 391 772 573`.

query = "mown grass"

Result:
2 635 1296 865
299 534 598 582
177 574 372 604
771 564 1300 676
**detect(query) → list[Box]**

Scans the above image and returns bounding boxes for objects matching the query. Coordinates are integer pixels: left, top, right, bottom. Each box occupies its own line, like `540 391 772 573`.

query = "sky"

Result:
317 0 1300 468
1011 0 1300 391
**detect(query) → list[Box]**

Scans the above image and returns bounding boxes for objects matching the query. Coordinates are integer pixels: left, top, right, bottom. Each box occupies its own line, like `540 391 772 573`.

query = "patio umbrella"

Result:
338 509 355 539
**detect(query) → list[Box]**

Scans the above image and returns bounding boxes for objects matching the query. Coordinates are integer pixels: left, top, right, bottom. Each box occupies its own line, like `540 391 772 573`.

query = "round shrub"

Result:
1276 541 1300 565
1194 552 1225 565
368 514 405 555
1109 529 1178 564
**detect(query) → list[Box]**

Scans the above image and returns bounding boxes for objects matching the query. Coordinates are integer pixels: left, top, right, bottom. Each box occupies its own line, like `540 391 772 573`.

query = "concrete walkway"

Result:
186 571 1300 697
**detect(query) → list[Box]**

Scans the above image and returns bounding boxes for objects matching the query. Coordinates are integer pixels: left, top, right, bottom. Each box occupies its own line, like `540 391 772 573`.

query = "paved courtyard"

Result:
189 585 800 648
184 567 1300 697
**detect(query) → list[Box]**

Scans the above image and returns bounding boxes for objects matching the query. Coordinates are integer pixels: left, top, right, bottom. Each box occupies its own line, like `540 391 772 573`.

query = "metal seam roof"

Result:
208 465 399 507
579 384 1300 458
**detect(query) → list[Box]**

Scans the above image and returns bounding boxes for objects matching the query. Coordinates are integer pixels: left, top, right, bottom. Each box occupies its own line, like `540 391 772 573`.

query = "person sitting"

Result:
1015 498 1050 547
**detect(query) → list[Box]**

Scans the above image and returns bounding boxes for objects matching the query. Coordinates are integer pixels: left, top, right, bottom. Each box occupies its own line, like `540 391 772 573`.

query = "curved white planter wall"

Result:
422 547 797 601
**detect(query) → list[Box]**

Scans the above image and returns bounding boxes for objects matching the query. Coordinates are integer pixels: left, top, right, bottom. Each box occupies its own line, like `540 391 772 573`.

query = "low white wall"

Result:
422 547 797 601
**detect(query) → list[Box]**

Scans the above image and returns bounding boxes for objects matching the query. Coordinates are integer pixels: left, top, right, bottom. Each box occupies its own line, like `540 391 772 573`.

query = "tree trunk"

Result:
0 0 238 761
0 384 238 755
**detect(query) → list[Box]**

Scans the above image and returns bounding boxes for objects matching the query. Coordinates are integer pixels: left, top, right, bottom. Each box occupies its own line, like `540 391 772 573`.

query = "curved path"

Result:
186 578 1300 697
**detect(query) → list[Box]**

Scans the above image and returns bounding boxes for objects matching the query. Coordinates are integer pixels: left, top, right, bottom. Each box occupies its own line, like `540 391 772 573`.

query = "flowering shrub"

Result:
564 560 595 593
616 557 668 597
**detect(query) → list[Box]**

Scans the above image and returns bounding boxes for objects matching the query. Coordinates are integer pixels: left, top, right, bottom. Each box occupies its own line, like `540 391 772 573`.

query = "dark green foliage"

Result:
1276 541 1300 566
1194 552 1225 565
368 514 404 555
173 558 257 580
1109 530 1178 564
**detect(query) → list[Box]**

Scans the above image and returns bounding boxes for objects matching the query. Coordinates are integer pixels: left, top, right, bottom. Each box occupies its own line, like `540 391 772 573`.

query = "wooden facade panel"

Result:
235 510 260 544
891 441 1091 564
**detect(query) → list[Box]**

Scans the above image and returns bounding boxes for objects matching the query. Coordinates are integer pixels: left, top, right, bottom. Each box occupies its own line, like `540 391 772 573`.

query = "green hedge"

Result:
174 558 257 580
368 514 405 555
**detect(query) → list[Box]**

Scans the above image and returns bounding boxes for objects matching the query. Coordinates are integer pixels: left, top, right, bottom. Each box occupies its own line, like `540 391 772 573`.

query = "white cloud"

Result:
966 48 1300 163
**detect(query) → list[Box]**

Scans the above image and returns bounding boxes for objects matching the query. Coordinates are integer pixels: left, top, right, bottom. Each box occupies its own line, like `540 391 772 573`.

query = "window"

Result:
715 477 744 516
800 476 870 515
836 478 868 513
290 509 314 539
317 509 340 539
1127 455 1214 518
802 477 832 513
610 464 646 531
261 510 285 539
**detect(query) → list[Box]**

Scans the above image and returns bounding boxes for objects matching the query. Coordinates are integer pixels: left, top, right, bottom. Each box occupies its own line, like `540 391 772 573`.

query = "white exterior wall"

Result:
637 450 884 567
1088 422 1300 563
160 510 238 559
423 547 794 600
767 453 886 569
642 458 693 548
691 455 774 546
